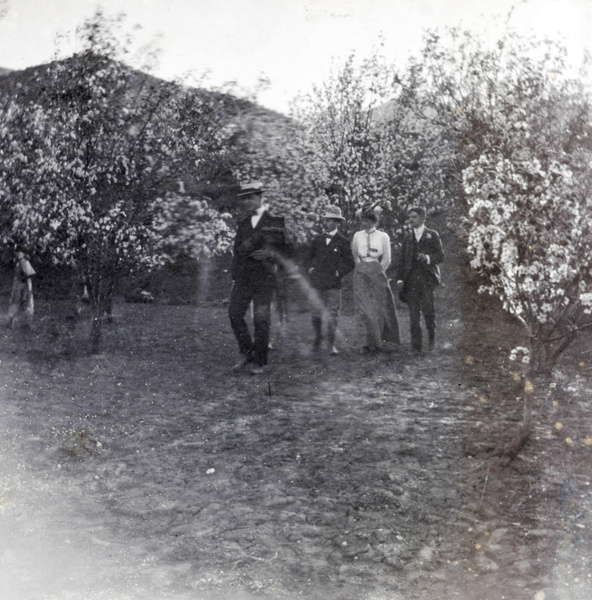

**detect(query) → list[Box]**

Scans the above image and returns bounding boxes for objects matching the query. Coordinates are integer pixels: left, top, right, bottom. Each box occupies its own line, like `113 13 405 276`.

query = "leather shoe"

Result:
361 346 378 354
379 343 397 353
231 356 251 371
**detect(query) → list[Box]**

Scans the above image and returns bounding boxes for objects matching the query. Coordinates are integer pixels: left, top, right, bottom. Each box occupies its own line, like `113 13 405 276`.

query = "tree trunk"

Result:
90 315 103 354
495 366 534 465
87 276 115 354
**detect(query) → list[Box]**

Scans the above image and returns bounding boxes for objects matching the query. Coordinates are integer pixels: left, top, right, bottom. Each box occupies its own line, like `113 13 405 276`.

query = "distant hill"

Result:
0 56 297 205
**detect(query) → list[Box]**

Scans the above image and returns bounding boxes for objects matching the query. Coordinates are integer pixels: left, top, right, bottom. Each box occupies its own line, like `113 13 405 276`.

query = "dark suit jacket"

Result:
397 227 445 289
306 231 354 291
231 211 288 286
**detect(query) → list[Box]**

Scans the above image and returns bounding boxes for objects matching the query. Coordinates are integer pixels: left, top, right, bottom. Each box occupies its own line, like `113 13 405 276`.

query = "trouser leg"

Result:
422 287 436 348
311 317 322 350
309 287 324 350
252 285 274 366
408 295 423 352
228 282 255 358
324 288 341 347
326 317 337 347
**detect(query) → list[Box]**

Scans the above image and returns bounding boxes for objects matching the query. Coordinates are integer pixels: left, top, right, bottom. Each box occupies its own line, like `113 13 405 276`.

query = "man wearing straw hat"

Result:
228 181 288 374
305 205 354 354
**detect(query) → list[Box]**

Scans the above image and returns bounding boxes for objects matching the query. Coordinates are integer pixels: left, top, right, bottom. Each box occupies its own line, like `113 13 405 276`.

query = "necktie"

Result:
367 231 376 256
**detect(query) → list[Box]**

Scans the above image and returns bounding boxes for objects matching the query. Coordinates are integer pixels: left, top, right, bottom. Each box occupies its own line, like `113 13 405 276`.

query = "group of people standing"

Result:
228 182 445 375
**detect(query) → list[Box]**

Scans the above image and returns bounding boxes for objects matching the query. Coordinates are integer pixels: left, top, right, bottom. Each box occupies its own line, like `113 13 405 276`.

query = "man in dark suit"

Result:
228 182 288 374
306 205 354 354
396 206 445 355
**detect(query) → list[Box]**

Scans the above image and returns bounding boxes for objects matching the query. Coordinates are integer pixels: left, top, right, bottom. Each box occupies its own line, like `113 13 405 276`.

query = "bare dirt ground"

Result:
1 265 592 600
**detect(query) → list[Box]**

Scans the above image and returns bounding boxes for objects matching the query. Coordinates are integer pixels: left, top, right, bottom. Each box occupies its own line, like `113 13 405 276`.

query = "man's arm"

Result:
416 230 444 266
396 234 408 287
250 214 287 262
340 236 355 276
424 230 444 266
305 237 318 273
351 232 361 264
379 232 391 271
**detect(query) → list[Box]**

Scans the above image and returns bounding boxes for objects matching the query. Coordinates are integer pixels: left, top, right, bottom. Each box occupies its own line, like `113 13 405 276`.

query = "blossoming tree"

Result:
0 11 235 350
407 28 592 442
464 155 592 373
409 29 592 367
235 50 455 246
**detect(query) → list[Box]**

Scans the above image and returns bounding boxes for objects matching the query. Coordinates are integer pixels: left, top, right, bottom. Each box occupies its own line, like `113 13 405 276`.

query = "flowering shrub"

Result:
509 346 531 365
235 50 454 245
464 153 592 369
0 11 235 350
442 31 592 371
155 193 234 259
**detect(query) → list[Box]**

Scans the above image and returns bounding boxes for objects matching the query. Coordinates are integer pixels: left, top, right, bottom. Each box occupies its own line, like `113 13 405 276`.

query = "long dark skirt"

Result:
353 261 400 349
8 280 34 320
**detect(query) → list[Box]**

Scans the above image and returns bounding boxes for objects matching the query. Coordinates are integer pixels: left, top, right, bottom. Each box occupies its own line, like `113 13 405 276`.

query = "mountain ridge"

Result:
0 55 297 202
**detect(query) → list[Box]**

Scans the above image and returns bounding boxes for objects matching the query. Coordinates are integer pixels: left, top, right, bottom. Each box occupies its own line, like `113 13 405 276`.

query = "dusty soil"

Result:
1 265 592 600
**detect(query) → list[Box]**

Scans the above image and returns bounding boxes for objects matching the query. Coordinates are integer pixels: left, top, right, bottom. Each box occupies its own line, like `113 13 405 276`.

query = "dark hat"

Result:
237 181 264 198
324 183 346 198
360 209 378 222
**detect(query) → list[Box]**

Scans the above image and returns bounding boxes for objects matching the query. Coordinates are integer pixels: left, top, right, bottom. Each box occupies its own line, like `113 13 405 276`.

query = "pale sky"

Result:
0 0 590 114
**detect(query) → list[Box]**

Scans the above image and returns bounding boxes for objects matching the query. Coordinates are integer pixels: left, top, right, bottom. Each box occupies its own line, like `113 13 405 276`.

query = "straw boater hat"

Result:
323 205 345 220
237 181 265 198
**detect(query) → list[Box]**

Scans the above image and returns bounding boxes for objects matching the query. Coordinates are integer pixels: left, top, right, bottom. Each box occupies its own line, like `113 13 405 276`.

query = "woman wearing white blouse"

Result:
351 209 400 352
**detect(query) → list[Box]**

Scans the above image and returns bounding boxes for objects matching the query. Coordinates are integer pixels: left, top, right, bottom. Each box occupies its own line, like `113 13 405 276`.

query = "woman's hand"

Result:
250 248 276 260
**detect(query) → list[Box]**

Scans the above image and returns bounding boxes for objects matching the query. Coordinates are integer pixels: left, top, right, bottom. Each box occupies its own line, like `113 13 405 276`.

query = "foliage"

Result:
233 116 326 244
291 53 399 226
0 10 235 349
2 6 590 375
247 27 592 376
411 29 592 371
236 51 455 245
464 153 592 372
154 192 234 259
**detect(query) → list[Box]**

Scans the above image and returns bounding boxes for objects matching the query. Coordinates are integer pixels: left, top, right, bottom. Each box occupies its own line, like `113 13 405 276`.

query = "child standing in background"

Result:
8 250 36 328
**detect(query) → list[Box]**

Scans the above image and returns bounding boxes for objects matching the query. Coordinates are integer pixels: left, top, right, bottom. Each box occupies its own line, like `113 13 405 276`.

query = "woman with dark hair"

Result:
351 209 400 352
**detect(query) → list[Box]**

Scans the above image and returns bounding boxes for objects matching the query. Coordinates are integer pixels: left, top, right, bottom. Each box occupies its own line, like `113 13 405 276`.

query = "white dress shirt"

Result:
251 206 267 228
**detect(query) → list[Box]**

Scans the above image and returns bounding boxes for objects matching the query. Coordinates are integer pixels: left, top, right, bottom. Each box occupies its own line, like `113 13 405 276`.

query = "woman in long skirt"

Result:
351 209 400 352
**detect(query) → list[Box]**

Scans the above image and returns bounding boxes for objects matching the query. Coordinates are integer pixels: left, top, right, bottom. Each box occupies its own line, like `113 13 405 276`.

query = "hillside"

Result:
0 55 285 121
0 54 297 204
